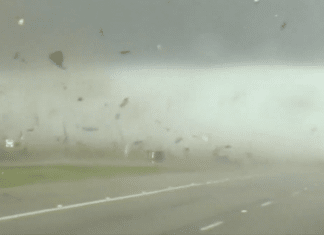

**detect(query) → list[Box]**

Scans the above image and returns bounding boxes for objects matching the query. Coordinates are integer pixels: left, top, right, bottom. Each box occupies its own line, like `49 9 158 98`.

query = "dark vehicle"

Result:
149 151 166 164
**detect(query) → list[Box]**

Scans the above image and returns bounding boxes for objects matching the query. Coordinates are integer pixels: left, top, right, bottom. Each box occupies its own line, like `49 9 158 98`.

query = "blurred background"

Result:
1 0 324 167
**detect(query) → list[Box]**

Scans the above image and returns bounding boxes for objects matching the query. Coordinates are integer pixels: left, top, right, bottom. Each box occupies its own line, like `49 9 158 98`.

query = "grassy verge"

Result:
0 164 197 188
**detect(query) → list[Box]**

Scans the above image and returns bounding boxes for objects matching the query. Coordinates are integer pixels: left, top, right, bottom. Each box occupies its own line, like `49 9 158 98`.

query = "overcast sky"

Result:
2 0 324 67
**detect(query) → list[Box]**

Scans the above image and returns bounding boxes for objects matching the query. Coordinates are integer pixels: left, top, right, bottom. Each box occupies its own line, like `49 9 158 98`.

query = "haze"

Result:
1 0 324 166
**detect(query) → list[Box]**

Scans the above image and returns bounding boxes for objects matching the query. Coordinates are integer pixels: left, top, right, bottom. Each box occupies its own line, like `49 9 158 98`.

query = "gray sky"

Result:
2 0 324 67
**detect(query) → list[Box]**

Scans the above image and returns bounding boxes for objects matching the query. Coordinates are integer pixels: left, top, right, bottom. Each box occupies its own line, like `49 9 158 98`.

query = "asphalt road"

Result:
1 166 324 234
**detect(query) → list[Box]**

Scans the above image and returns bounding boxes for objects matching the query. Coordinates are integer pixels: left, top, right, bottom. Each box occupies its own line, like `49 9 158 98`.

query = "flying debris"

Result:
120 98 129 108
120 51 130 55
49 51 66 69
18 18 24 26
151 151 166 163
281 22 287 30
175 137 183 144
99 28 104 36
13 52 19 60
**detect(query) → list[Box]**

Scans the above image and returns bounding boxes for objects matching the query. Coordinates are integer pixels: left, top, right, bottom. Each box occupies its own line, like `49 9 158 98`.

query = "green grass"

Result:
0 165 183 188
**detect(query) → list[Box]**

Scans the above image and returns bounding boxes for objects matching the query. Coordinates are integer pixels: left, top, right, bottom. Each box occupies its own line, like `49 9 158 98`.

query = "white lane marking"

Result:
212 178 230 184
292 192 300 197
200 221 224 231
261 201 272 207
0 177 233 222
57 205 63 208
241 210 247 213
0 175 260 223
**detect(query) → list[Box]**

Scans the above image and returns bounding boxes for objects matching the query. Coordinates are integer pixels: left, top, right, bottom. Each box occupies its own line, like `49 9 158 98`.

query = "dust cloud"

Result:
106 64 324 164
1 0 324 168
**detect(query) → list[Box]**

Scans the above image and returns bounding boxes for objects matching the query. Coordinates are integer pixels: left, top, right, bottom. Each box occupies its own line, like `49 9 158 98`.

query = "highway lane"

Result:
0 167 323 234
168 172 324 234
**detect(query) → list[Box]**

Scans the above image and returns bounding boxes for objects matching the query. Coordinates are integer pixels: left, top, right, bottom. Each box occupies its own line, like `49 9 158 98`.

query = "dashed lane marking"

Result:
261 201 273 207
200 221 224 231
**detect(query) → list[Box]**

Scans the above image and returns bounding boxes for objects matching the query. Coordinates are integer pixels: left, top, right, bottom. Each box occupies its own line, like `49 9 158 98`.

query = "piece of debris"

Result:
115 113 120 120
18 18 24 26
27 128 34 132
120 50 130 55
49 51 65 69
151 151 166 163
133 141 143 145
78 97 83 102
175 137 183 144
281 22 287 30
5 139 14 148
99 28 104 36
14 52 19 59
82 127 99 132
120 98 129 108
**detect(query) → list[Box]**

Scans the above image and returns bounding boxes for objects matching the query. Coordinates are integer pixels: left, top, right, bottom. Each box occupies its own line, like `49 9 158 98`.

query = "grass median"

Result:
0 164 196 188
